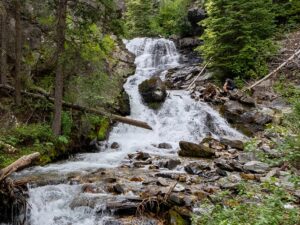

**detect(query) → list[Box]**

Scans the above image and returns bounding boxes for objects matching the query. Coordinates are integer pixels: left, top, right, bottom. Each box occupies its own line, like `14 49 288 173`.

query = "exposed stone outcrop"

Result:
138 77 167 109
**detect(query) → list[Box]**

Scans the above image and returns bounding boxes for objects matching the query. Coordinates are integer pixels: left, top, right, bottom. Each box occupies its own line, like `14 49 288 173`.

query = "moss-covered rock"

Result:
168 209 189 225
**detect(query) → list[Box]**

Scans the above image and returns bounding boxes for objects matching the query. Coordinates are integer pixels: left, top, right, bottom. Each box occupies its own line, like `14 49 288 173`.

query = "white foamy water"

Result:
22 38 243 225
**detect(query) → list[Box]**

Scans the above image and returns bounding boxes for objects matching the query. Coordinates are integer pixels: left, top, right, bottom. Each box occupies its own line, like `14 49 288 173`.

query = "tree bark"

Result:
14 0 22 105
0 84 153 130
0 5 8 85
0 152 40 182
52 0 68 135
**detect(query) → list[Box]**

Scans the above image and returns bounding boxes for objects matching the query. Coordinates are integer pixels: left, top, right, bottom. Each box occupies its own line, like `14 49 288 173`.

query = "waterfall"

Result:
19 38 243 225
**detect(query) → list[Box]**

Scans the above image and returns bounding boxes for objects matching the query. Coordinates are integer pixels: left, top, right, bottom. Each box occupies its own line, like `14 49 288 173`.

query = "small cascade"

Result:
20 38 243 225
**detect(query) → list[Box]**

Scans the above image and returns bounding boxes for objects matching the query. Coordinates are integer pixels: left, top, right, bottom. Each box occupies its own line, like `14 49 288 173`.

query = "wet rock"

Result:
179 141 215 158
133 159 152 168
201 136 226 151
243 161 269 174
104 177 117 183
100 201 138 216
113 184 125 194
138 77 167 109
168 193 185 206
102 218 124 225
166 159 181 170
184 162 210 175
135 152 151 161
173 184 185 192
111 142 120 149
158 143 172 149
70 195 101 209
220 137 244 150
216 168 227 177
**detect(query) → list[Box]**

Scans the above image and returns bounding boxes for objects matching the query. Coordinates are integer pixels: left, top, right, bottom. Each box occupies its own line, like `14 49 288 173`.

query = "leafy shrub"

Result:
192 187 300 225
3 124 55 146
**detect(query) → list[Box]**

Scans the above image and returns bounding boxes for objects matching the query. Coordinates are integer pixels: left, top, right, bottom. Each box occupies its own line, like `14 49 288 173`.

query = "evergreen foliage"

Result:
124 0 156 37
199 0 277 79
150 0 191 37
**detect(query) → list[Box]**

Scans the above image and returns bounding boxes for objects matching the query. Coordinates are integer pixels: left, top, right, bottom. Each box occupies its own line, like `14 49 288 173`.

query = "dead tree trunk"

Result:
0 84 153 130
14 0 22 105
245 48 300 91
52 0 68 135
0 5 8 85
0 152 40 182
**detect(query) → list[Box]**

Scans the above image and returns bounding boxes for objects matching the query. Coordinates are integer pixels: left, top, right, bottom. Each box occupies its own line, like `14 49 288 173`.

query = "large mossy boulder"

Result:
178 141 215 158
138 77 167 109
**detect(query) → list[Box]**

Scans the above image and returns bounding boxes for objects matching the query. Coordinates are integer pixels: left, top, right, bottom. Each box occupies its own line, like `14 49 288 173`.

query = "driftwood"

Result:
245 48 300 91
187 59 211 91
0 84 153 130
0 152 40 182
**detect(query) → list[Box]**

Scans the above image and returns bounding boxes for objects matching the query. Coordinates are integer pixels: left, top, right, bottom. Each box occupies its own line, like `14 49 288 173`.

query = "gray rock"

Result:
134 152 151 161
158 143 172 149
111 142 120 149
157 177 169 187
168 193 185 206
184 162 210 175
220 137 244 150
166 159 181 170
173 184 185 192
179 141 215 158
243 161 269 174
223 100 246 117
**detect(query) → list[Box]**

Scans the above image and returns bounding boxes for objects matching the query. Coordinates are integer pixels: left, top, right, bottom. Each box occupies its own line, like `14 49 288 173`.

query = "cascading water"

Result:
17 38 243 225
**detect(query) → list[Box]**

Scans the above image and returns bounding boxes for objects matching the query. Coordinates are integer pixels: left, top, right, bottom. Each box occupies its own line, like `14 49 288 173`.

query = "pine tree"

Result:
200 0 276 79
125 0 155 38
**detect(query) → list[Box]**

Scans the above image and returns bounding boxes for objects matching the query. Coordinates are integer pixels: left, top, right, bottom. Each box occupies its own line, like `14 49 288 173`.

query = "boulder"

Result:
179 141 215 158
243 161 269 174
241 110 273 125
223 100 246 117
220 137 244 150
138 77 167 109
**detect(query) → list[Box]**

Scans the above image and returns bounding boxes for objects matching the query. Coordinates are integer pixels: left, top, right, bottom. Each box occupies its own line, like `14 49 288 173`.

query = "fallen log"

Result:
0 84 153 130
186 58 211 91
245 48 300 91
0 152 40 182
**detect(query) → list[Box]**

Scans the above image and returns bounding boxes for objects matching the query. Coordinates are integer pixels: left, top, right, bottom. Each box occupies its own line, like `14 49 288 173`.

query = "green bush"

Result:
2 124 55 146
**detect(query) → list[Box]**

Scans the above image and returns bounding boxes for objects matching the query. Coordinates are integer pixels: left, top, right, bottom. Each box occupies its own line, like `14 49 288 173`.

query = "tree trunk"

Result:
0 6 8 85
0 152 40 182
52 0 68 135
0 84 153 130
14 0 22 105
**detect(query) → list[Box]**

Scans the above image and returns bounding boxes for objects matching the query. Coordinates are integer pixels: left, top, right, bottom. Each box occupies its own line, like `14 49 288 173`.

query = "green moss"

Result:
169 210 188 225
148 102 163 110
97 118 110 141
